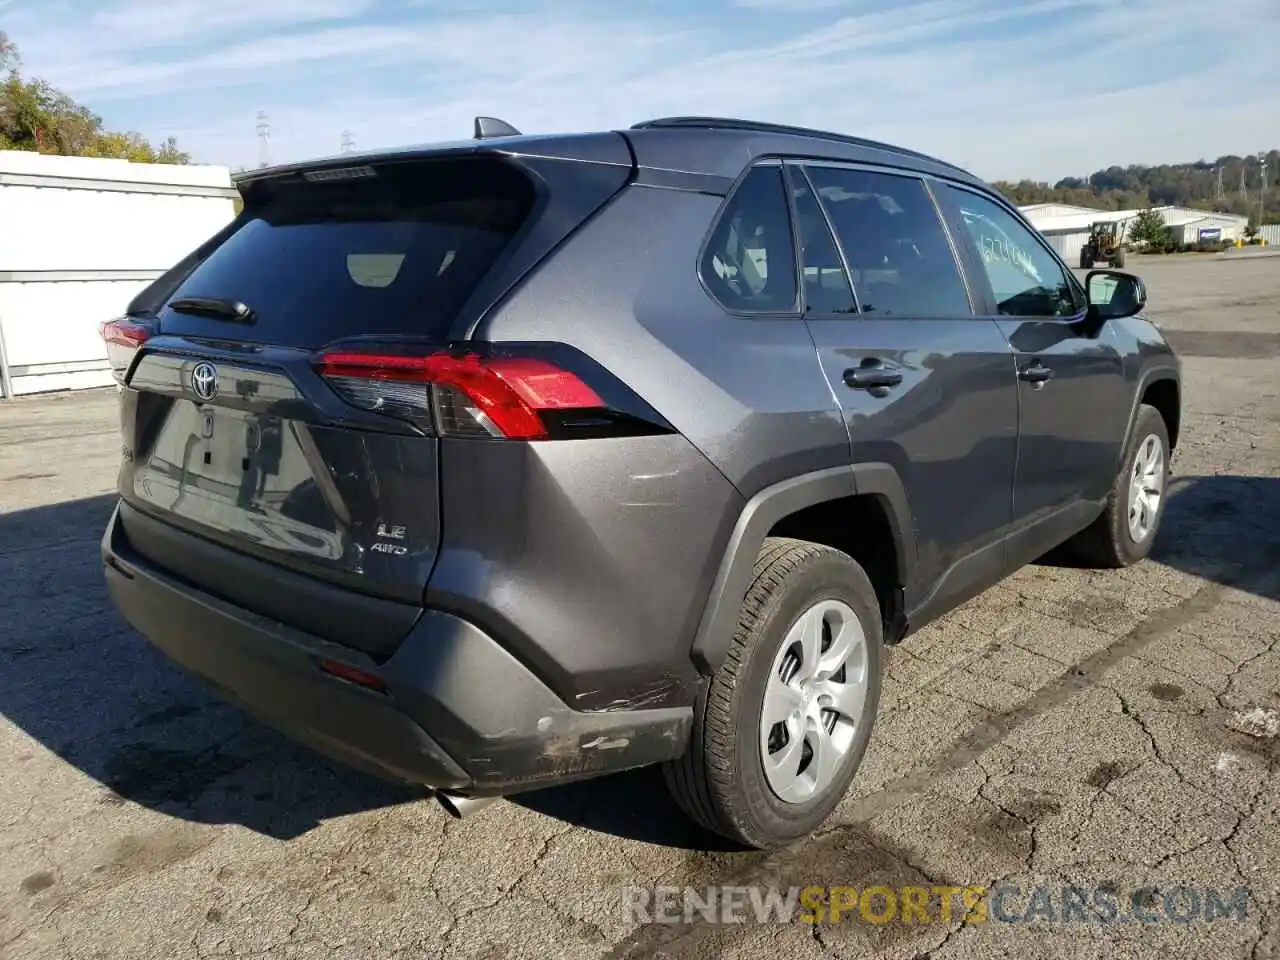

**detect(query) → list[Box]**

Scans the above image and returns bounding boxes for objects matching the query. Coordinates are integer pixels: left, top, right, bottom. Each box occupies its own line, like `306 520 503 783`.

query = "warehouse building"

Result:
1022 209 1139 264
1018 203 1249 264
1017 202 1106 221
1158 209 1250 245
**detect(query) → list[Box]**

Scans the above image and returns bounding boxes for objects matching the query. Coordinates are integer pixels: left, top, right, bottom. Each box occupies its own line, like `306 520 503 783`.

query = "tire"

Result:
1065 404 1171 568
664 538 883 849
1080 250 1091 269
1113 247 1126 268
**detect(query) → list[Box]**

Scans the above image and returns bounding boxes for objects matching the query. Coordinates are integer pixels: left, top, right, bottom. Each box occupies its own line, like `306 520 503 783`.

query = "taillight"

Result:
317 658 387 692
313 348 604 440
99 317 151 383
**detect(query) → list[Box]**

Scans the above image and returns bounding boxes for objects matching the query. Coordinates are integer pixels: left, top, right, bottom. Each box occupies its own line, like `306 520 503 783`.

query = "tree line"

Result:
993 150 1280 225
0 30 189 163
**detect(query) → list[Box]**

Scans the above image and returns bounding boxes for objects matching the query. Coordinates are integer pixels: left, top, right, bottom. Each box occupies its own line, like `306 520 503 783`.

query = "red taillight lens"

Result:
316 658 387 692
99 317 151 383
313 349 604 440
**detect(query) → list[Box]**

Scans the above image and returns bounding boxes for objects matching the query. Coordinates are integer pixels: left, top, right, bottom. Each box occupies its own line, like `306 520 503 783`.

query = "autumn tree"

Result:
0 30 16 71
993 151 1280 225
0 31 190 163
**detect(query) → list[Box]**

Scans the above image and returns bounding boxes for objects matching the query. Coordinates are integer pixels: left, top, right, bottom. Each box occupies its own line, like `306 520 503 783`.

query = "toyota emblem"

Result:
190 362 218 402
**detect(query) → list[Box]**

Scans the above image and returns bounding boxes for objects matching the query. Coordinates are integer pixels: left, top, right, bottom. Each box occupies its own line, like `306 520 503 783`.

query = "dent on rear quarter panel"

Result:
427 434 740 712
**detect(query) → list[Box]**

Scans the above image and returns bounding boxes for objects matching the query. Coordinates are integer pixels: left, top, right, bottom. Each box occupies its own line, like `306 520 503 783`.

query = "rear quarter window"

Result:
699 165 799 314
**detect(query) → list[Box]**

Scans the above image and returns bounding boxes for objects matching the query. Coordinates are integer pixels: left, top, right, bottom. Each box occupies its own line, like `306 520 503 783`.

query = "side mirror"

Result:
1086 269 1146 320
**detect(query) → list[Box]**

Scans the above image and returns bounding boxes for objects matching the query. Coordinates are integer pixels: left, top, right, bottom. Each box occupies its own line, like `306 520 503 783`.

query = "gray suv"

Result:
101 116 1181 848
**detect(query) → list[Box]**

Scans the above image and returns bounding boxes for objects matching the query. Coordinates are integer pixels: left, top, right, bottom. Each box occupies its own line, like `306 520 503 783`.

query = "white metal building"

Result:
1016 202 1106 221
1019 202 1249 264
0 152 238 397
1020 208 1135 265
1158 208 1249 245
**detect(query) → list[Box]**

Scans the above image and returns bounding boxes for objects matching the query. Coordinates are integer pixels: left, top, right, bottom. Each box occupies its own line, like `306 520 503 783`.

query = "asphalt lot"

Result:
2 254 1277 960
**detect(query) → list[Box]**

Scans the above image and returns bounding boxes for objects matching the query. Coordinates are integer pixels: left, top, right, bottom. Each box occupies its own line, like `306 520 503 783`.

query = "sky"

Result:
2 0 1277 181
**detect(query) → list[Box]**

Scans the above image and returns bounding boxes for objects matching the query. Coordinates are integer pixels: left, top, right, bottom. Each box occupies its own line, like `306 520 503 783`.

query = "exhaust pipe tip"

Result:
436 790 500 820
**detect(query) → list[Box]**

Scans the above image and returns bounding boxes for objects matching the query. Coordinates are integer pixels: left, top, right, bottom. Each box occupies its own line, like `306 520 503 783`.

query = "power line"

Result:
256 110 271 169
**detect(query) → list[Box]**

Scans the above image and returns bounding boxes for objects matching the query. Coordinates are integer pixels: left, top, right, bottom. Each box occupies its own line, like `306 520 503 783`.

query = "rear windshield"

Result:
161 157 536 347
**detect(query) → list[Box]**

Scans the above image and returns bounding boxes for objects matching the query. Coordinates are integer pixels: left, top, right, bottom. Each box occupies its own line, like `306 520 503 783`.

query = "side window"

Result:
789 168 857 315
804 166 971 317
942 187 1081 318
700 166 798 313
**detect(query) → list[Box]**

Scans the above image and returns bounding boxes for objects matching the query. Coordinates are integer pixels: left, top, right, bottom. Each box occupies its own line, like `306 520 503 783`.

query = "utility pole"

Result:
1259 153 1268 226
1239 165 1248 204
256 110 271 168
340 130 355 154
1215 165 1224 201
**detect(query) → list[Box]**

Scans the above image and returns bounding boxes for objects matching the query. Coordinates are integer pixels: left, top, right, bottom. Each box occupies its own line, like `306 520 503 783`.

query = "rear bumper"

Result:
102 502 692 795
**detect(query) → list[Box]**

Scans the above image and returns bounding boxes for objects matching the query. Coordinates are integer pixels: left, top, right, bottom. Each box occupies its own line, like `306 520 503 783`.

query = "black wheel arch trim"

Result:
1123 365 1181 457
690 463 917 673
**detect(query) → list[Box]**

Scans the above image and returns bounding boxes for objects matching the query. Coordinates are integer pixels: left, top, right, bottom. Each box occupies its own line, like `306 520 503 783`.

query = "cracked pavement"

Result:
1 255 1278 959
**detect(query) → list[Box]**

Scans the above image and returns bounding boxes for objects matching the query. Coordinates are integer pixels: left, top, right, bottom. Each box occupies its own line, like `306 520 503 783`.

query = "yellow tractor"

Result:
1080 220 1126 268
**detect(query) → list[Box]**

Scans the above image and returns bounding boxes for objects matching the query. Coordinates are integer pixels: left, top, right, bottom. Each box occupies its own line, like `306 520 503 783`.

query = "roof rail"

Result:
474 116 522 140
630 116 968 174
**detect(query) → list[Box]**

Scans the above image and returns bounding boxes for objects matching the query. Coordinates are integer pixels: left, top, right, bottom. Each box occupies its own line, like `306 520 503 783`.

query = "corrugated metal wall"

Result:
0 278 161 394
1 187 233 273
1258 224 1280 246
0 154 237 397
1169 216 1247 244
1042 230 1090 266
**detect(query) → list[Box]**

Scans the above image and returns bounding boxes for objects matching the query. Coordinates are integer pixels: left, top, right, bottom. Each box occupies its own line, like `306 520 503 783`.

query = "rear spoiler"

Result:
232 118 628 189
131 122 633 323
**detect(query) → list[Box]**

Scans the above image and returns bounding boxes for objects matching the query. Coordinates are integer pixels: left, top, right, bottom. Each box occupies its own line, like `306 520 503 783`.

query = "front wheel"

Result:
664 538 883 849
1065 404 1170 568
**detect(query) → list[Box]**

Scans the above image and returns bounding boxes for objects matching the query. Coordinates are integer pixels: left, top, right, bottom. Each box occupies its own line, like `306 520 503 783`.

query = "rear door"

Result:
791 162 1021 620
113 155 553 657
935 184 1128 557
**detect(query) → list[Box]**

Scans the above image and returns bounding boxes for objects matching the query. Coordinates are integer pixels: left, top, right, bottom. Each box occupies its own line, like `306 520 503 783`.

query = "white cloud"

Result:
5 0 1277 180
51 25 421 96
730 0 850 9
91 0 376 47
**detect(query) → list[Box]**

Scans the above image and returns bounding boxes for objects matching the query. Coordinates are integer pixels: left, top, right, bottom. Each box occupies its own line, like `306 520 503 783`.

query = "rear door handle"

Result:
843 360 903 391
1018 362 1054 385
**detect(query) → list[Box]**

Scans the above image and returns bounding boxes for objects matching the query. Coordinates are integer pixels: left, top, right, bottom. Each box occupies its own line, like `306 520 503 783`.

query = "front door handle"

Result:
1018 362 1054 385
843 360 903 391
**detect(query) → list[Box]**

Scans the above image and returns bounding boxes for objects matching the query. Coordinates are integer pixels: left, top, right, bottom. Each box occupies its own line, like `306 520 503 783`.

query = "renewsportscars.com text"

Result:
622 884 1252 926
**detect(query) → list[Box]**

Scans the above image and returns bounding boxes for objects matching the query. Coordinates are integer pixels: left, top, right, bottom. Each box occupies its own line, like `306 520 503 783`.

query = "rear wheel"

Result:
664 538 883 849
1065 404 1170 568
1080 249 1092 269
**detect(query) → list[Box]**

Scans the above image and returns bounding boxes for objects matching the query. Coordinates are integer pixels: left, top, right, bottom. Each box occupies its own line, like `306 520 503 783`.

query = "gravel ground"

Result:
1 254 1277 960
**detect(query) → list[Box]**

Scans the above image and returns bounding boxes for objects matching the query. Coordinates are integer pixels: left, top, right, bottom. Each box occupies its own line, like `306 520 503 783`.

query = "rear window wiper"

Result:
168 296 257 324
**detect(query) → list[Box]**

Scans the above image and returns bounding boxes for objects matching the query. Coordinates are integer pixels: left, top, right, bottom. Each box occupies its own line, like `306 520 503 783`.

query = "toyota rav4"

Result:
101 116 1181 848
